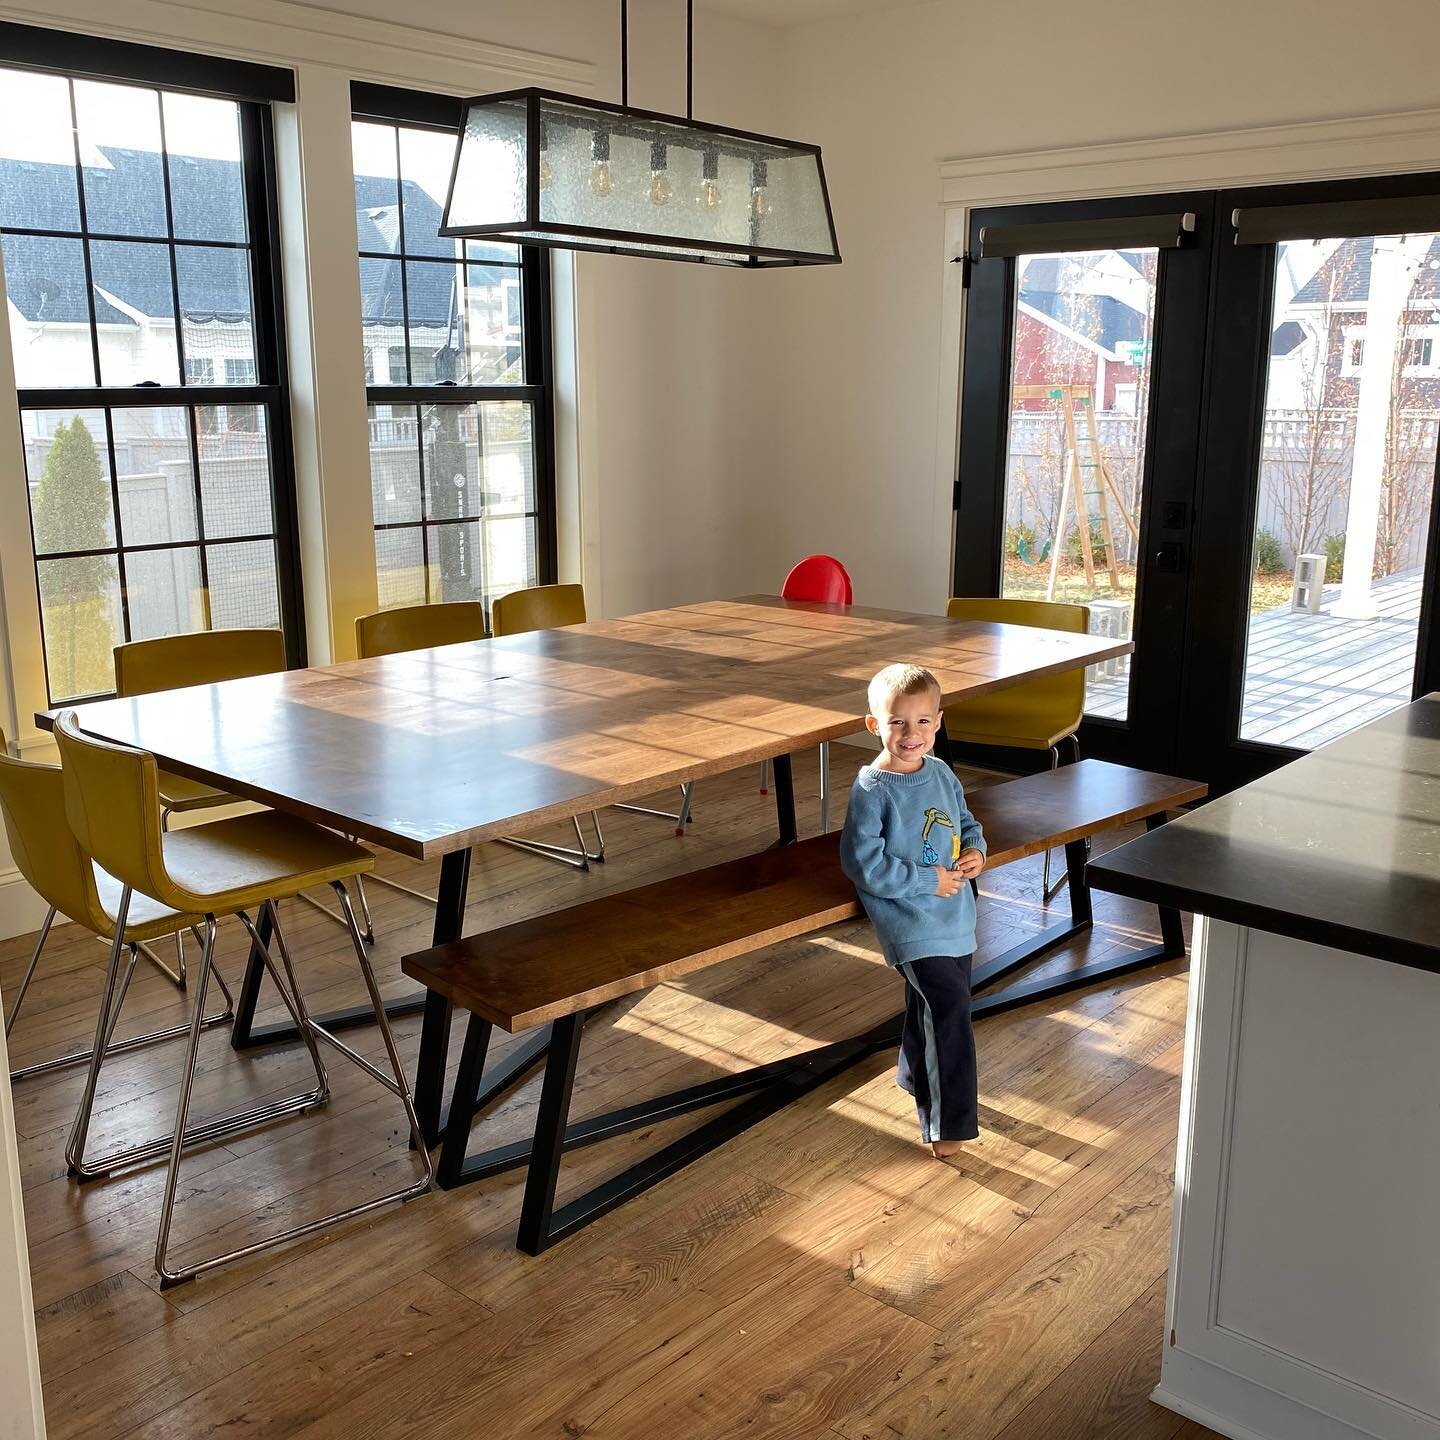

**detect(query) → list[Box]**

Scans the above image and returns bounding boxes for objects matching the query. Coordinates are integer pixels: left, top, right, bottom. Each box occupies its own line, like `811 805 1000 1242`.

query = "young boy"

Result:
839 664 986 1158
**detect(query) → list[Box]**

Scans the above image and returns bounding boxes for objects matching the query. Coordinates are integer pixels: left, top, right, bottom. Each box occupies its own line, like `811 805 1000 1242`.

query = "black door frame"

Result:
954 190 1217 776
1181 170 1440 789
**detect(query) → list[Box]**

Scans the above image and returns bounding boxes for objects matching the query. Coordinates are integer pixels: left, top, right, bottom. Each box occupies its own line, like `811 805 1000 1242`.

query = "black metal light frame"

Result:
437 0 839 269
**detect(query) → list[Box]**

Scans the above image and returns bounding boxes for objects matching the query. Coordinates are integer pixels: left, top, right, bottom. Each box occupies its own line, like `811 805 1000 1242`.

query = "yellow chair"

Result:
490 584 695 868
944 596 1090 897
114 628 287 818
53 710 432 1287
114 628 291 972
0 730 228 1084
355 600 487 660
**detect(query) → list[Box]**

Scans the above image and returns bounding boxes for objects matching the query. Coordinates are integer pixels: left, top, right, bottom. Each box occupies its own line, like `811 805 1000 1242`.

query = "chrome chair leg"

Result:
4 905 56 1040
295 841 377 944
152 889 432 1288
497 810 605 870
613 784 694 836
65 896 133 1174
17 914 231 1085
759 758 770 795
68 910 324 1181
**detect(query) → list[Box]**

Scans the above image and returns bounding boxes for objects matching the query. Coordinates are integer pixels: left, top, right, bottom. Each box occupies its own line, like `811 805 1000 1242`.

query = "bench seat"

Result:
401 759 1206 1033
403 757 1206 1251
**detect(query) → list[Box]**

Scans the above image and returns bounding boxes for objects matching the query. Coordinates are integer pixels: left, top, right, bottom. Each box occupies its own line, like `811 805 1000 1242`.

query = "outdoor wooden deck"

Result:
1086 569 1422 751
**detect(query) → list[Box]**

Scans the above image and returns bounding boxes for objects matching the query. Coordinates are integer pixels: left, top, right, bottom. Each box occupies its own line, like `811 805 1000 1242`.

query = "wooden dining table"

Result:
41 594 1132 1144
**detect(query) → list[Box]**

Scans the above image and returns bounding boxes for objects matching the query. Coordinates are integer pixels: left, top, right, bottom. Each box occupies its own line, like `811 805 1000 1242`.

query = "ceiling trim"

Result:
0 0 597 93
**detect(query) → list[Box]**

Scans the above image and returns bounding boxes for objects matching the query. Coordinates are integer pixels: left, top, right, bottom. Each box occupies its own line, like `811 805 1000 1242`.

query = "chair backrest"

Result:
945 596 1090 743
114 628 286 698
781 555 853 605
0 729 108 933
354 601 488 660
489 583 587 638
53 711 175 907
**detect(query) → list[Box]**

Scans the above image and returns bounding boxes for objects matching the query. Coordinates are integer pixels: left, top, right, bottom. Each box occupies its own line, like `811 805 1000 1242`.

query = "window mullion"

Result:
65 77 105 388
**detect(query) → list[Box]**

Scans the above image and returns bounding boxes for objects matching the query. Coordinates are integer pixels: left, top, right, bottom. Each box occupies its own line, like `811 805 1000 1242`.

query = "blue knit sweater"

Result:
839 755 986 966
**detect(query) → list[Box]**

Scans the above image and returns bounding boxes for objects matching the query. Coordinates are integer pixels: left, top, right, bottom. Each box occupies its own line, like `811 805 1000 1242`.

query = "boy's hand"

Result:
955 847 985 879
933 865 966 898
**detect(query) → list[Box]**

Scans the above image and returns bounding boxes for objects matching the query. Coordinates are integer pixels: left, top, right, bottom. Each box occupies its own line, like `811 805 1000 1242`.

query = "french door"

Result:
956 176 1440 790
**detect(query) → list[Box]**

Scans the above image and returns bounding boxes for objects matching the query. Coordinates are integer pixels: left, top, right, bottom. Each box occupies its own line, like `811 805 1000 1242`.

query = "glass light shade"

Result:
440 90 840 268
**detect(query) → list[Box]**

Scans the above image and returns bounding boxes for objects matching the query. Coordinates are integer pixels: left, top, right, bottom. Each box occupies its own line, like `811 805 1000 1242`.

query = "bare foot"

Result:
931 1139 966 1159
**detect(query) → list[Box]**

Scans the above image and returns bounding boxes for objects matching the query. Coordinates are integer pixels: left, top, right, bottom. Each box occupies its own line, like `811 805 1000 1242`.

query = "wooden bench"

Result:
403 759 1205 1253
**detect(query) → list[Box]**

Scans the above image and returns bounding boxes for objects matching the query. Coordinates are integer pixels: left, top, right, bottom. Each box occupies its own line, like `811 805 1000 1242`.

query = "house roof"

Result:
1018 253 1147 354
2 147 505 330
1290 235 1440 306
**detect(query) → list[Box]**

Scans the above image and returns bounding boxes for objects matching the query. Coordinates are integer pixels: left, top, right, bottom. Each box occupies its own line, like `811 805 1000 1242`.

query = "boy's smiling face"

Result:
866 686 941 772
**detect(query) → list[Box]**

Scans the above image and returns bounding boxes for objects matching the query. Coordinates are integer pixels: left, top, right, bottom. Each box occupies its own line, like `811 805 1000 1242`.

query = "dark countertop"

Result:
1088 695 1440 974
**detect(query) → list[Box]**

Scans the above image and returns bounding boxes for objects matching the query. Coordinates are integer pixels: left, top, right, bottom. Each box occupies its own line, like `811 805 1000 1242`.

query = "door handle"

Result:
1155 542 1185 573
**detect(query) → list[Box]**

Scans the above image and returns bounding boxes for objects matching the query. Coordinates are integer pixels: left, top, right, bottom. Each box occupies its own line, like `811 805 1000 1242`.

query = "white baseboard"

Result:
1153 1347 1425 1440
0 867 47 944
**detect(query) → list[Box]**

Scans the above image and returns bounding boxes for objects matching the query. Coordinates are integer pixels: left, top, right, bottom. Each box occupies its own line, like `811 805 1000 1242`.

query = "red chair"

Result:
782 554 853 606
763 555 854 830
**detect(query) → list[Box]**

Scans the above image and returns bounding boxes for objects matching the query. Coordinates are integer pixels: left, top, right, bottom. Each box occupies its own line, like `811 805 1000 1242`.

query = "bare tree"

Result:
1378 311 1434 577
1269 250 1354 561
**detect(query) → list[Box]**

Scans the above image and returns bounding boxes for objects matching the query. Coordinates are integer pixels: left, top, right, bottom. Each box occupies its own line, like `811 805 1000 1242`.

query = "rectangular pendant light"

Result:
439 89 841 268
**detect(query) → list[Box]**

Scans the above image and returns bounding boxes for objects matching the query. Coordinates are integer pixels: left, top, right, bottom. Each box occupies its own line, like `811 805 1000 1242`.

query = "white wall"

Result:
765 0 1440 614
0 0 790 937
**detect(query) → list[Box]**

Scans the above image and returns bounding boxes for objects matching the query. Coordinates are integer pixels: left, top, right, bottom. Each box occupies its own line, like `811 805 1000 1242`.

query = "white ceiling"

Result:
697 0 929 27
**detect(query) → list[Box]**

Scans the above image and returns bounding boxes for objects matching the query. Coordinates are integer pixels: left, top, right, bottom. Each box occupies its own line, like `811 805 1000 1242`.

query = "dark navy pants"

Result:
895 953 978 1143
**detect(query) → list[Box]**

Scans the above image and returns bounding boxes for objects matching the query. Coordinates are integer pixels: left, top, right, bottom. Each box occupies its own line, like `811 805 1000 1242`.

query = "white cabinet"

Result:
1158 917 1440 1440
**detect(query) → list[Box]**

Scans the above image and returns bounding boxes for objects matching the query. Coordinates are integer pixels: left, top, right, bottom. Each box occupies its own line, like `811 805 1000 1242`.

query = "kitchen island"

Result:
1089 696 1440 1440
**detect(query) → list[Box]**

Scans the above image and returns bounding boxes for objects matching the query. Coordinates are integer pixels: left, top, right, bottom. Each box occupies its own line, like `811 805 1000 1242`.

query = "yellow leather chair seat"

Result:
92 868 203 945
158 811 375 914
156 769 229 813
944 711 1080 751
944 596 1089 752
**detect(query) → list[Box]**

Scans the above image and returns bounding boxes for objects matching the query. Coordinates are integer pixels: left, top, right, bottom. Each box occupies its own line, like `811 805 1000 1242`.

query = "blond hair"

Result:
867 663 941 716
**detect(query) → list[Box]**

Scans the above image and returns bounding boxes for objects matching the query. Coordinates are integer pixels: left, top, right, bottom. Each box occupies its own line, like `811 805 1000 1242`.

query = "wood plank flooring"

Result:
3 743 1223 1440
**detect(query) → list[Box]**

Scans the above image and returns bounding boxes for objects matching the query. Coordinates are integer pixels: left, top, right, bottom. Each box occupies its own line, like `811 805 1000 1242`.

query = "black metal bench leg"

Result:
1145 812 1187 958
771 753 797 847
438 1014 492 1186
517 1013 585 1256
229 901 272 1049
1065 837 1092 926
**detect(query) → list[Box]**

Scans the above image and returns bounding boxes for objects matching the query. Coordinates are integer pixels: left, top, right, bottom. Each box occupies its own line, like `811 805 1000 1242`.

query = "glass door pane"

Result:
1239 232 1439 749
997 247 1159 717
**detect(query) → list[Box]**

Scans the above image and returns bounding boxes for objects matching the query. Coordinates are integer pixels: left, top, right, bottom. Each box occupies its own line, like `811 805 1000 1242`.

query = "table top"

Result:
44 595 1130 859
1088 694 1440 975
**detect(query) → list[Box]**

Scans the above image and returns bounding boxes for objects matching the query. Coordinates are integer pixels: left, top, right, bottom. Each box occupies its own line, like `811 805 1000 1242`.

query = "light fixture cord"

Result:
621 0 629 106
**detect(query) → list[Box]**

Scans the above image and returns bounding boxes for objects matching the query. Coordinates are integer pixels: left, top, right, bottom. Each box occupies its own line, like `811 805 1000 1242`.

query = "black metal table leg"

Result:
517 1014 585 1255
411 848 473 1145
771 753 797 846
934 714 955 769
229 900 272 1049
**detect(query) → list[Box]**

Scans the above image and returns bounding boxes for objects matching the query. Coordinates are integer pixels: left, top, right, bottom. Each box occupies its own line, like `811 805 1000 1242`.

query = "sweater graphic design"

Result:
920 806 962 867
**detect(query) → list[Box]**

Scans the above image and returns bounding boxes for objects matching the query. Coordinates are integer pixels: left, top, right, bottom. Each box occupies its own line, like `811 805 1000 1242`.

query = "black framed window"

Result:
351 87 556 622
0 31 301 702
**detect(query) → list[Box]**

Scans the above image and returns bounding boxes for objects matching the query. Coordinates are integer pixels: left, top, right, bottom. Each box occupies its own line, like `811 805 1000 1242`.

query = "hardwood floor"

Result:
3 744 1224 1440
